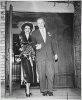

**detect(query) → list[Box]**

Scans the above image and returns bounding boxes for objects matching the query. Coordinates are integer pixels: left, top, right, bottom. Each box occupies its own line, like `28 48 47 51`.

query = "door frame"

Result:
5 11 75 95
5 4 13 96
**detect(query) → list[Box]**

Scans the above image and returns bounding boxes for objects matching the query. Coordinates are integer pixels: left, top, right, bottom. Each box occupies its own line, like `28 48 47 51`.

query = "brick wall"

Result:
0 1 6 81
74 1 81 88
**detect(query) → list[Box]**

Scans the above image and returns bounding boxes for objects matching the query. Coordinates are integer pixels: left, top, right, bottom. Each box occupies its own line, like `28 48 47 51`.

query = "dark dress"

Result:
19 32 37 83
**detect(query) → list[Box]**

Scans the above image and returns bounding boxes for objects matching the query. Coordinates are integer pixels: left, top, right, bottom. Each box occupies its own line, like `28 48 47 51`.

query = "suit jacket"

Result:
31 29 57 62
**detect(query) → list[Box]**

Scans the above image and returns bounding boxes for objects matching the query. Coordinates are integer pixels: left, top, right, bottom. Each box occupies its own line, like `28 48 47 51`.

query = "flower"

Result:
47 32 51 36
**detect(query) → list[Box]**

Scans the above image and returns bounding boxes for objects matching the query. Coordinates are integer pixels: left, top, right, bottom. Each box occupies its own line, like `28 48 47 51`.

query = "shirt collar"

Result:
39 28 46 33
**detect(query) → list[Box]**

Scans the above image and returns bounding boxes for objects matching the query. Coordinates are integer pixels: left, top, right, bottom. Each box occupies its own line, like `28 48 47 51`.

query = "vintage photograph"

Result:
0 0 81 99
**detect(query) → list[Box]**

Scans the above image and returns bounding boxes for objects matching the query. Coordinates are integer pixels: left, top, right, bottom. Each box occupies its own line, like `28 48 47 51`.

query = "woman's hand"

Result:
19 48 23 51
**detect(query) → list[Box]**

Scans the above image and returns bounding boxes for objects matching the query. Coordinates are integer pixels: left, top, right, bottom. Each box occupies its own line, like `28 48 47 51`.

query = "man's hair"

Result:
37 17 45 22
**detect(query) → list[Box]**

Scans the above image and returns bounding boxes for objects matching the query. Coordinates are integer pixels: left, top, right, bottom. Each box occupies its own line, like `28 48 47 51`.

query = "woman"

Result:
19 22 36 97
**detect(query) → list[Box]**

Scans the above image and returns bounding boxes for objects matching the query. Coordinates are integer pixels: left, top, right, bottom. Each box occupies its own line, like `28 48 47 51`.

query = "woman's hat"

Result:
21 22 34 31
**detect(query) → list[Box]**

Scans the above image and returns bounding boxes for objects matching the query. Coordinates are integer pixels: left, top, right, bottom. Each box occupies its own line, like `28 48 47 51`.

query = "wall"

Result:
0 1 6 97
0 1 5 82
6 1 74 34
73 1 81 88
6 1 74 13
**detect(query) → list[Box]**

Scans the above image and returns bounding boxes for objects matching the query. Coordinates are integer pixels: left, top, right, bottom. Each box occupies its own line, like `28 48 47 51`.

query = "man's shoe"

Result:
42 91 47 96
48 92 53 96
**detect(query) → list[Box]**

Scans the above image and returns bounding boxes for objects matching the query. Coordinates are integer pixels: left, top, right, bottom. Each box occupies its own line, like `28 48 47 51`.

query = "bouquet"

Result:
19 42 35 60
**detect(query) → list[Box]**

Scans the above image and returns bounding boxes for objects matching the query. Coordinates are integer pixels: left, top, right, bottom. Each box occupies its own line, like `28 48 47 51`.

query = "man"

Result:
31 18 58 96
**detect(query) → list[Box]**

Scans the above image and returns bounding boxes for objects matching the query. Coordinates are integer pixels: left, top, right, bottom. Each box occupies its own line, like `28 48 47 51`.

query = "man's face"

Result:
37 19 45 29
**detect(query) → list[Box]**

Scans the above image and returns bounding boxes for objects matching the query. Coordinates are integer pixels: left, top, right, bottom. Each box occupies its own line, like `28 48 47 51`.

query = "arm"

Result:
31 32 37 50
19 34 23 51
31 32 42 50
51 30 58 61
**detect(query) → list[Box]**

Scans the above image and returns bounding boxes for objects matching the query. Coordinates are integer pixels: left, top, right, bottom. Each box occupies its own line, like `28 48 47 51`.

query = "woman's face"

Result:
24 25 31 34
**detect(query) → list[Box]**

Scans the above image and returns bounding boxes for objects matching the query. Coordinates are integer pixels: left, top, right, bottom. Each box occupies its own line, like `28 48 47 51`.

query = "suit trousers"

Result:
37 59 54 93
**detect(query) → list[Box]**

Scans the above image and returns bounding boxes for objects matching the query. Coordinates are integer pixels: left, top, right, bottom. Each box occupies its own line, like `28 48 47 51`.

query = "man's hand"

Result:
55 54 58 60
23 54 27 57
36 43 42 50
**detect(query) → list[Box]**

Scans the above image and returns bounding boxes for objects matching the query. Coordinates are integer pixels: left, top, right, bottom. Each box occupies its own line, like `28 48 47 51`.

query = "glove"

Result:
55 54 58 62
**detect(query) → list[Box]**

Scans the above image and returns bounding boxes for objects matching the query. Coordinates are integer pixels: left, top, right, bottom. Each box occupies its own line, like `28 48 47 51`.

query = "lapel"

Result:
46 29 49 41
22 33 31 42
38 29 44 43
21 33 27 42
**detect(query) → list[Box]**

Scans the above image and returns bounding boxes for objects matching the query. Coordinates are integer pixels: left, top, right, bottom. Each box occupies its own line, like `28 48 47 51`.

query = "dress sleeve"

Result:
19 34 24 57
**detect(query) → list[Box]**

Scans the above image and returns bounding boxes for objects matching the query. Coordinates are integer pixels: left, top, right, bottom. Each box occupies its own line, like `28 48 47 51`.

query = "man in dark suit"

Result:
31 18 58 96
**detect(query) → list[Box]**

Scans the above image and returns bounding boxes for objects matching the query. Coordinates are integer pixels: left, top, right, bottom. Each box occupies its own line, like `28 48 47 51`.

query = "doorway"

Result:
5 11 74 93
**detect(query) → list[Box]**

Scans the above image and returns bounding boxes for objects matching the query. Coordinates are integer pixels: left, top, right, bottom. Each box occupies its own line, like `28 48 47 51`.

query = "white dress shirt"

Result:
39 28 46 43
25 33 29 40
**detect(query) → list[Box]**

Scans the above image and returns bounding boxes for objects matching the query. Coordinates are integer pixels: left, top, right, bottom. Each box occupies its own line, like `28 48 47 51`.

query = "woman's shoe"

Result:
26 93 33 97
29 92 33 95
26 93 30 97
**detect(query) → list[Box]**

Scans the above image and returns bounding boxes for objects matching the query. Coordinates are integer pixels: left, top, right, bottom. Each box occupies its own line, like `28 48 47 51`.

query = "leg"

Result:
37 61 46 93
25 83 32 97
26 83 30 94
46 60 54 92
21 56 33 83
